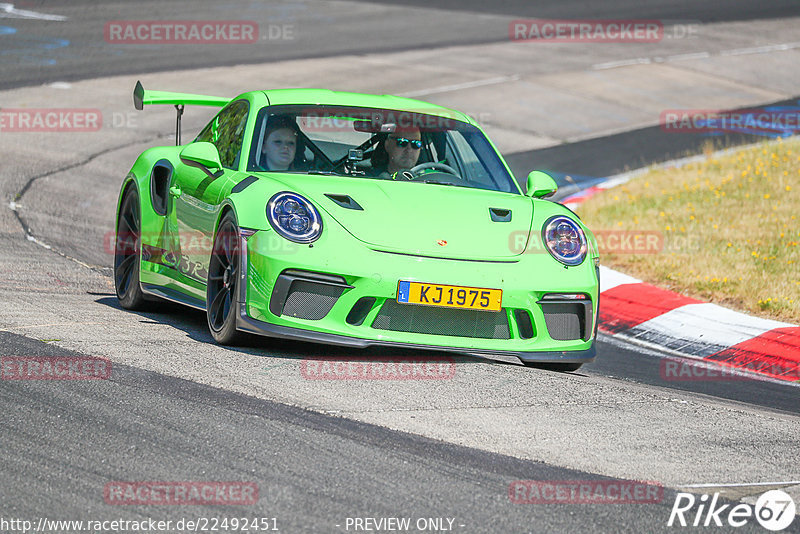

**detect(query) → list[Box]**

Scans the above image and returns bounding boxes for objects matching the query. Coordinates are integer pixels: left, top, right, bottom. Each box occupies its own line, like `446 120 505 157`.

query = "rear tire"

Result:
206 212 245 345
114 188 147 310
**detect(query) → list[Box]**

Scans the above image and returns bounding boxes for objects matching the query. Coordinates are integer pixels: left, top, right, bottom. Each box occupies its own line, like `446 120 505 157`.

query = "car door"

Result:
170 100 249 289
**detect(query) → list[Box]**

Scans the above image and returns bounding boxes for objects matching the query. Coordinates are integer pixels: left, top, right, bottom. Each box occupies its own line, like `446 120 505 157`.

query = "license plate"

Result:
397 281 502 311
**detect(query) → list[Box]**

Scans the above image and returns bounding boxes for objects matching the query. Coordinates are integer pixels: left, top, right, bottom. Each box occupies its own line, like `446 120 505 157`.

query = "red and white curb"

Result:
598 266 800 383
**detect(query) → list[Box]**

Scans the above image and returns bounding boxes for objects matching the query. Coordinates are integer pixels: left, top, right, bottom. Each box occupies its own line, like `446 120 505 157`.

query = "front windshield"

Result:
246 105 519 194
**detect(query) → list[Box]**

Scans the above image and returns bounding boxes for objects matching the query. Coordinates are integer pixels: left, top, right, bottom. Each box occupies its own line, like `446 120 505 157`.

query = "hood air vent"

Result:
325 194 363 211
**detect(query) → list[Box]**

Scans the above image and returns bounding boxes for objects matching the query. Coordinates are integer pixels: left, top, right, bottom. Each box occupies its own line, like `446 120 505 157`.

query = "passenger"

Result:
260 115 301 171
369 127 424 179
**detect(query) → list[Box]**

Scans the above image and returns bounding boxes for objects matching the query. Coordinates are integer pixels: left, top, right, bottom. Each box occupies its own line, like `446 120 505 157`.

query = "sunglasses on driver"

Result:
390 137 424 149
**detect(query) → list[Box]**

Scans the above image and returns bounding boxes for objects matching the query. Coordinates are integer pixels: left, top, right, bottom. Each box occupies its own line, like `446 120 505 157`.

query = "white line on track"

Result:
666 52 711 62
678 481 800 488
720 42 800 56
592 58 652 70
397 74 520 98
593 41 800 70
0 2 66 21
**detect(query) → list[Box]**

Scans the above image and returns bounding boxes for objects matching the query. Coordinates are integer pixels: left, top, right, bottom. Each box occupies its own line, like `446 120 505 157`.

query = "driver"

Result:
369 127 423 179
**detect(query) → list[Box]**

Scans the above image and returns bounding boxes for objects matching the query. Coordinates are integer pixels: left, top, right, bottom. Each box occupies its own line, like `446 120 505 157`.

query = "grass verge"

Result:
577 137 800 324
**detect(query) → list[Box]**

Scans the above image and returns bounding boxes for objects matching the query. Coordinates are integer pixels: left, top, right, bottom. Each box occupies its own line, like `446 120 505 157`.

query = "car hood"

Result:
276 175 533 260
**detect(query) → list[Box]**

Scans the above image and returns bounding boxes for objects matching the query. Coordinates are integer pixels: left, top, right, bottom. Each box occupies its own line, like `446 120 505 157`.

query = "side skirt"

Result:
141 283 206 311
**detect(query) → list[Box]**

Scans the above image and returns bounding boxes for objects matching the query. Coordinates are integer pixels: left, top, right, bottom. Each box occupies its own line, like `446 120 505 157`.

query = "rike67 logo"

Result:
668 490 795 531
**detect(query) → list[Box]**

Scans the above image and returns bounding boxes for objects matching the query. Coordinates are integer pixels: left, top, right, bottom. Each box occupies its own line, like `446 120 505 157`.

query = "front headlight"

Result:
267 192 322 243
542 215 587 266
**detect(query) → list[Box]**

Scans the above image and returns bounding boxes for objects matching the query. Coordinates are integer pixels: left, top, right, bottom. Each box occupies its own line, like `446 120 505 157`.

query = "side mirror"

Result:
526 170 558 198
180 142 222 170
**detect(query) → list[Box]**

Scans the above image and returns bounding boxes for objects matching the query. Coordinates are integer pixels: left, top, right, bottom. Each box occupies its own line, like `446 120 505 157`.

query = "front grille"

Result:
282 281 342 320
372 300 510 339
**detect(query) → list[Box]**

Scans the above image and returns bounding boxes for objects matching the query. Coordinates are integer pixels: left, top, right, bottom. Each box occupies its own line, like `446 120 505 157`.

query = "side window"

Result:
446 130 513 192
448 131 483 180
195 100 249 170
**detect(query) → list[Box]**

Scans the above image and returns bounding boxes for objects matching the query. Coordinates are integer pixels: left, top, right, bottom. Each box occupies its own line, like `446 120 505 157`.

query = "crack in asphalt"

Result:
9 134 169 276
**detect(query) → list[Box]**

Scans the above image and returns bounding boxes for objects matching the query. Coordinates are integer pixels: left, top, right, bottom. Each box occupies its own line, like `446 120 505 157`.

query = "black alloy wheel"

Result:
115 188 147 310
206 212 244 344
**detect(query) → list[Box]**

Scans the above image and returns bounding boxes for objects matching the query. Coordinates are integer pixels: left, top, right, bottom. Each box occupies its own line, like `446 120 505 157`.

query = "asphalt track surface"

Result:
5 0 799 186
2 1 800 532
1 331 684 533
4 0 799 91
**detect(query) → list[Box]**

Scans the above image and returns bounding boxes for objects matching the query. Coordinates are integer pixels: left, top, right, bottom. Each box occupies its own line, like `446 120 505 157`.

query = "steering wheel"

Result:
408 162 462 180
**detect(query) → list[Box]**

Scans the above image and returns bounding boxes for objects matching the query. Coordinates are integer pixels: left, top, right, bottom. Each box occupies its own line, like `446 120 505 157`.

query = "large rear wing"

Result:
133 80 229 144
133 80 229 110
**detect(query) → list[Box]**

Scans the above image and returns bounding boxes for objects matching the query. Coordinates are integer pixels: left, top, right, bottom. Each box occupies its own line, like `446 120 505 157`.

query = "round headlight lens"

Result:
267 192 322 243
543 216 587 266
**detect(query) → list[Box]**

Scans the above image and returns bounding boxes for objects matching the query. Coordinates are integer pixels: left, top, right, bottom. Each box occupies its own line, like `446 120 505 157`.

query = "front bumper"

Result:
236 228 599 364
237 311 596 362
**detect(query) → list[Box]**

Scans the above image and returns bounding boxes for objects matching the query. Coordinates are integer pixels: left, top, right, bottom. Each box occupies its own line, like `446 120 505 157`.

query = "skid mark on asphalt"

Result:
6 322 106 329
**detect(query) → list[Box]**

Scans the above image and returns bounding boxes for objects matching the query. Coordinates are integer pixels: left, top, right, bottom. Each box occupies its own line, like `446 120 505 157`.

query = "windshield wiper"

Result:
307 170 342 176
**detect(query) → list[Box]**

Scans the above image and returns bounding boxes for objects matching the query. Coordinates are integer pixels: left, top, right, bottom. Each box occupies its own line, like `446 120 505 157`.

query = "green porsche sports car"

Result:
114 81 599 370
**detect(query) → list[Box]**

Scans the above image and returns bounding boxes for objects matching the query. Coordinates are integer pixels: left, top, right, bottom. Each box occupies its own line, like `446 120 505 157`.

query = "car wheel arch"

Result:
116 178 140 219
214 202 239 234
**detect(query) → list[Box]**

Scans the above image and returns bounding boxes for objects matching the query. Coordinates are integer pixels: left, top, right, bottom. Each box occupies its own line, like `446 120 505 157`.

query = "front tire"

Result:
206 212 244 345
114 187 147 310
